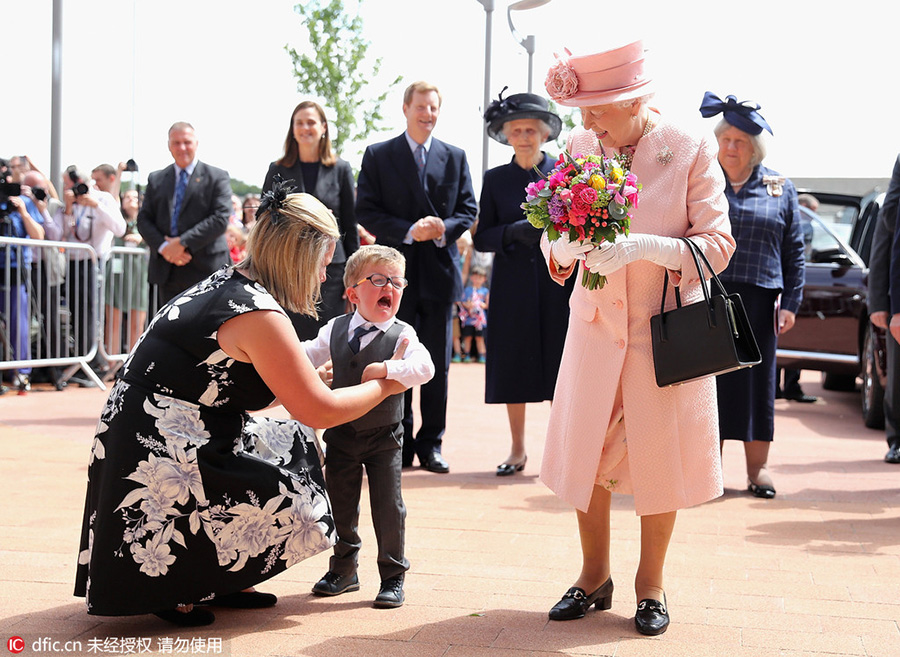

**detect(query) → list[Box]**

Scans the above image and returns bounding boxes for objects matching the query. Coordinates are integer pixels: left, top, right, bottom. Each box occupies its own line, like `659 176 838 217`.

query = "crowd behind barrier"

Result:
0 236 157 392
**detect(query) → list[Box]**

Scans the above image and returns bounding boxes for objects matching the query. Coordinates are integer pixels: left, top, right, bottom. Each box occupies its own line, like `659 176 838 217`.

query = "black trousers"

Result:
396 295 452 464
885 332 900 450
323 423 409 582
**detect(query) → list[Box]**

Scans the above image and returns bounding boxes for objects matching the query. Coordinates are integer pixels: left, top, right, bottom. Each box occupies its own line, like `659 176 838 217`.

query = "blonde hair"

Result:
403 81 442 107
343 245 406 290
238 193 340 315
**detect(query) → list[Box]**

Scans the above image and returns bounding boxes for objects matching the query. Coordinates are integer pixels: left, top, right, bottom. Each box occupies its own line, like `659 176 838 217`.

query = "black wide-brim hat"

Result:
484 90 562 145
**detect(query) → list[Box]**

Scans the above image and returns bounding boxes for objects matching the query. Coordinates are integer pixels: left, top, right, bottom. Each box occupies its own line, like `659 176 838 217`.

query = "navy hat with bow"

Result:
699 91 773 136
484 87 562 145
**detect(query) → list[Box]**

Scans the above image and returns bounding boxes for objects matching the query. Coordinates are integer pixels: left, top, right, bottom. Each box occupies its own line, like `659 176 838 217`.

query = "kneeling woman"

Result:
74 184 408 626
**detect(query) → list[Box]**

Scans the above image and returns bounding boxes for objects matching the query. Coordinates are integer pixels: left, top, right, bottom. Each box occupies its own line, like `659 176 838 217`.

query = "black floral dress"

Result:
74 268 335 616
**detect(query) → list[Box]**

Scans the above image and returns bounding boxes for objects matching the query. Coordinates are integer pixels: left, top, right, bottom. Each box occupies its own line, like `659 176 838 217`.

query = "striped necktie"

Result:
414 144 426 181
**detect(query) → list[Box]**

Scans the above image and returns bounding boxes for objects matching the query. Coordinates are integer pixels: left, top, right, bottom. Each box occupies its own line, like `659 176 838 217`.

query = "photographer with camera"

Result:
20 170 68 386
54 166 125 381
1 169 47 394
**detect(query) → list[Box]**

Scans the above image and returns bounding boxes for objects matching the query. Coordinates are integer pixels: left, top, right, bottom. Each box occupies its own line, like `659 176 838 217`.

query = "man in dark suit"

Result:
874 154 900 463
137 122 232 306
356 81 478 473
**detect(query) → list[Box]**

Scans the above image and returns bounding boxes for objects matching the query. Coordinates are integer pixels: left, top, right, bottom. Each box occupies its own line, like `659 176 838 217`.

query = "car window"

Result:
812 202 857 243
803 211 845 262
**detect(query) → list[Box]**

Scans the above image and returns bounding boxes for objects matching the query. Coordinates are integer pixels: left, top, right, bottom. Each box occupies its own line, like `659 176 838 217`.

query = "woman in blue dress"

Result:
473 91 574 476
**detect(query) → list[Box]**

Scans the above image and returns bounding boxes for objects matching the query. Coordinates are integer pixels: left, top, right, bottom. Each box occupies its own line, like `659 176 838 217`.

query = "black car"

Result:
775 191 888 428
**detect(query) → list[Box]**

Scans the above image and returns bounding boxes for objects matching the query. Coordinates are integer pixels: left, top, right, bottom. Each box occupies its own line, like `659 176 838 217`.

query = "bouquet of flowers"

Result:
522 151 641 290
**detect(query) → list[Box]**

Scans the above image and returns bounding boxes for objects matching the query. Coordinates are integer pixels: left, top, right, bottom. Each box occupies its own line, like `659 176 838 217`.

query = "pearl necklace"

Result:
729 172 751 189
619 116 655 170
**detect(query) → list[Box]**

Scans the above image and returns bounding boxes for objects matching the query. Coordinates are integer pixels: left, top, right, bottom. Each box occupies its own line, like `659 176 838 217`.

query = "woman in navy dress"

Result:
473 91 574 476
700 93 805 499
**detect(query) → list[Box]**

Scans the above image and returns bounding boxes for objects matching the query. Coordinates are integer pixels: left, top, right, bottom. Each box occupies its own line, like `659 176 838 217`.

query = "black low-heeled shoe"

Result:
548 576 614 621
748 479 776 499
634 594 668 636
154 608 216 627
208 591 277 608
496 456 527 477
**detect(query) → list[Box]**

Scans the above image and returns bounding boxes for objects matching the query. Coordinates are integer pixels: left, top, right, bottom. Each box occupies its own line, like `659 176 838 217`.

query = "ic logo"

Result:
7 637 25 654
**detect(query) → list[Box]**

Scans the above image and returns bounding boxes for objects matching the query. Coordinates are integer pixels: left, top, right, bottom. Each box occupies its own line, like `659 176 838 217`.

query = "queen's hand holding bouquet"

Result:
522 151 642 289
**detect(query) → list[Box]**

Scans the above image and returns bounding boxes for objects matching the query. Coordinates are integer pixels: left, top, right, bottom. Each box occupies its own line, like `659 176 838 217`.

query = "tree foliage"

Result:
230 178 261 196
285 0 402 156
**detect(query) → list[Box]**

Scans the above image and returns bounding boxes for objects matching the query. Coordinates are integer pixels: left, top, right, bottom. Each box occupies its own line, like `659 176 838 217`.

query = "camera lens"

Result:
73 182 90 196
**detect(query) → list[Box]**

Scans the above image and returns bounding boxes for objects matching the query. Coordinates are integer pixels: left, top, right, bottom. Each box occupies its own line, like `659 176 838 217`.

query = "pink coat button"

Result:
616 340 625 349
615 299 624 309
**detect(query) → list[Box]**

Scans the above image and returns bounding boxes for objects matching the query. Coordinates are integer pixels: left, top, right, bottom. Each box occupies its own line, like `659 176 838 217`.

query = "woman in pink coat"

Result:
540 41 735 635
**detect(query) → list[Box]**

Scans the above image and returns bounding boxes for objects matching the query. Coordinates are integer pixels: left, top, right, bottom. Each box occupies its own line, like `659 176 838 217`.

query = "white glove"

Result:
550 237 594 268
584 233 682 276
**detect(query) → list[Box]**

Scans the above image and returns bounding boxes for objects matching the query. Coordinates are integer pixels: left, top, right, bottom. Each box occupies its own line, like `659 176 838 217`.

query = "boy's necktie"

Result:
349 324 379 354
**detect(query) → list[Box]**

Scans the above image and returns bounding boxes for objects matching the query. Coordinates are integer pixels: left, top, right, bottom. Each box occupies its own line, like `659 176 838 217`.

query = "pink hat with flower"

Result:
545 40 653 107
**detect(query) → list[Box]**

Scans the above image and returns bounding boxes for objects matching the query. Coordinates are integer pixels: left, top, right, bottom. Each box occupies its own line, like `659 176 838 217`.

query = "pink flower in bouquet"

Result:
572 183 598 216
525 179 546 199
545 59 579 102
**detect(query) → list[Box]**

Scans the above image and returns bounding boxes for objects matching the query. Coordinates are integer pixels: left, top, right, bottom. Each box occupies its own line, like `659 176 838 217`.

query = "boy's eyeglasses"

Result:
354 273 408 290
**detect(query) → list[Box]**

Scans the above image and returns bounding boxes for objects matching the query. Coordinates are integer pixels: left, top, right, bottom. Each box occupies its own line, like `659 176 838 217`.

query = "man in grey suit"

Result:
137 122 232 306
870 154 900 463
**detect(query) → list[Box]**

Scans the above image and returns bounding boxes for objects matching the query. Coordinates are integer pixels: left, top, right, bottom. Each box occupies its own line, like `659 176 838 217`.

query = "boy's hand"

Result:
316 359 334 388
392 337 409 360
361 362 387 383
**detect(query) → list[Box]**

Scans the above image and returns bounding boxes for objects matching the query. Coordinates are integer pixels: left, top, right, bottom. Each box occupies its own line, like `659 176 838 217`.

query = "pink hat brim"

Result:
555 78 654 108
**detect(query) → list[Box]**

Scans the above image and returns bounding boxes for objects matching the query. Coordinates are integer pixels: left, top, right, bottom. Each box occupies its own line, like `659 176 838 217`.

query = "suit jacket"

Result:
137 160 232 288
875 155 900 314
262 158 359 264
356 133 477 303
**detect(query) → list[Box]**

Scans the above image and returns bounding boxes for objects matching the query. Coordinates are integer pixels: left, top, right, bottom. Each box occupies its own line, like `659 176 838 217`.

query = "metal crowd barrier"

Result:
0 237 156 392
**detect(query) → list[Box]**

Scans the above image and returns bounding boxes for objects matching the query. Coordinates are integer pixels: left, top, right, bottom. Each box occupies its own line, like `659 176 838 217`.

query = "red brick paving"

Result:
1 368 898 656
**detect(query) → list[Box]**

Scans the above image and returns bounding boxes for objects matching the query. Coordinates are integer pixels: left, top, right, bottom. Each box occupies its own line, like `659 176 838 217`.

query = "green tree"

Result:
230 178 261 196
285 0 402 156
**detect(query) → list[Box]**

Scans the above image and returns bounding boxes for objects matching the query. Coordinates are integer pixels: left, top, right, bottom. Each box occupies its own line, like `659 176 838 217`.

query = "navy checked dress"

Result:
716 165 805 442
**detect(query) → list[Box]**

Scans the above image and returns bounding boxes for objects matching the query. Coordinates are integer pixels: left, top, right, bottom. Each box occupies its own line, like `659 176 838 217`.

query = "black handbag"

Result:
650 237 761 387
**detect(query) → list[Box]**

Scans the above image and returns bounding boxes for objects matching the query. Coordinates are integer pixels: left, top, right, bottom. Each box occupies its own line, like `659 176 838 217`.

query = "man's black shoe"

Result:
783 388 817 403
885 445 900 464
311 571 359 596
420 452 449 473
373 575 404 608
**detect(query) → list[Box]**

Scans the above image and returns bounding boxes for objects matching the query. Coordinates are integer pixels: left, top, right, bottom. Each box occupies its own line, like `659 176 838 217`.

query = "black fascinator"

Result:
484 86 562 145
258 175 297 225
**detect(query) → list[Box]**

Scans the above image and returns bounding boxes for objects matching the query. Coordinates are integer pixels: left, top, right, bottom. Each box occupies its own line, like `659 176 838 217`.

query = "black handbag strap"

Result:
660 237 731 322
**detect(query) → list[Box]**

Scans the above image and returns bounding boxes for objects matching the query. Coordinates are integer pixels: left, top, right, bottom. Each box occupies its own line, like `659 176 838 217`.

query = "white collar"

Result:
349 310 395 334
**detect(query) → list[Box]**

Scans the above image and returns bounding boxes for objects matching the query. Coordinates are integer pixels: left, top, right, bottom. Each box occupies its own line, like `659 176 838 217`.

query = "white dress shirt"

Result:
303 310 435 389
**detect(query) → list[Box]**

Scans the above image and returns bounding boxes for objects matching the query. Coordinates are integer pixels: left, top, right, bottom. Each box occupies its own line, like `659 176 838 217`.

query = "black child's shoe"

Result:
373 575 405 608
311 571 360 596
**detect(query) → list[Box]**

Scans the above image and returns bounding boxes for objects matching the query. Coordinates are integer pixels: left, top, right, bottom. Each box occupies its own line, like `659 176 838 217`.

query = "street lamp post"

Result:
476 0 494 179
507 0 551 93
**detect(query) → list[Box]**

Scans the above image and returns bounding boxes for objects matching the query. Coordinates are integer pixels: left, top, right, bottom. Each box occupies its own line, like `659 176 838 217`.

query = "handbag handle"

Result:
659 237 730 329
